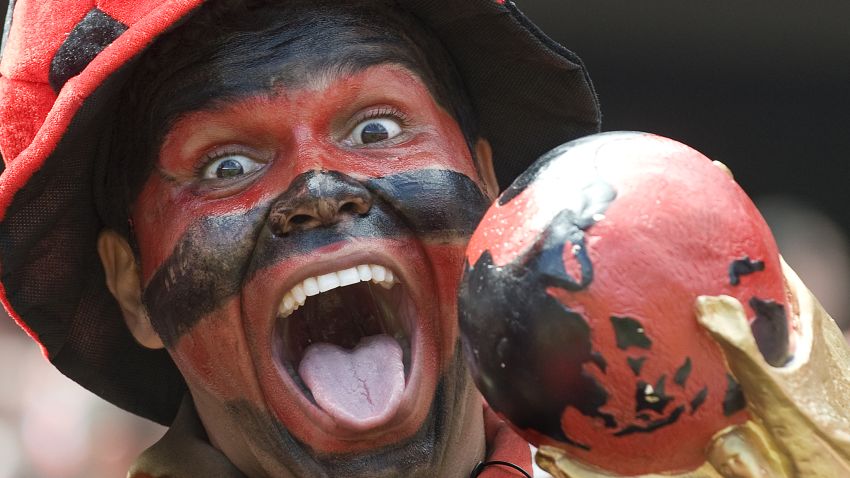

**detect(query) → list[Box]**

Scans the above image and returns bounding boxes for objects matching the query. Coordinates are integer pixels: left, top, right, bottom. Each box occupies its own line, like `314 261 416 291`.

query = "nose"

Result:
268 170 373 236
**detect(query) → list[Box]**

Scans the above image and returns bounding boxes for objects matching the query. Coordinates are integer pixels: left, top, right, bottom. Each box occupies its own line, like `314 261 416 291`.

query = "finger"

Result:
712 160 734 179
695 295 761 356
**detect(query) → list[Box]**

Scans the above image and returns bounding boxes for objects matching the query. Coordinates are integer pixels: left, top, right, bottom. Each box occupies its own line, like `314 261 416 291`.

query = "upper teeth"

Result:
278 264 396 318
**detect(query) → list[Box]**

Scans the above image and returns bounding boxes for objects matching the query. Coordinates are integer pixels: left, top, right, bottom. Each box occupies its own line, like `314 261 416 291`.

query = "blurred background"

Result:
520 0 850 331
1 0 848 476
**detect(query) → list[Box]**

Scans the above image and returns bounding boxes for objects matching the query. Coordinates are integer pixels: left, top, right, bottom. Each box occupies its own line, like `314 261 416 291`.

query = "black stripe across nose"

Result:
268 170 372 236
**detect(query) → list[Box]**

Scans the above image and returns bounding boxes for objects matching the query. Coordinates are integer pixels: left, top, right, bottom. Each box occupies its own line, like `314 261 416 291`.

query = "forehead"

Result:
154 6 438 126
160 64 434 153
104 1 476 226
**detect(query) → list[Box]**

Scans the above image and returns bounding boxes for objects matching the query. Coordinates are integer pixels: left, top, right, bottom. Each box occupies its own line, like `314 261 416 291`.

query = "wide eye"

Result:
201 154 263 180
349 117 403 145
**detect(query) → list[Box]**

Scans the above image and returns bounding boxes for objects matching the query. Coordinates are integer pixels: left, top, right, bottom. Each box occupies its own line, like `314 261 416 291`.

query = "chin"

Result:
178 238 485 477
191 345 484 478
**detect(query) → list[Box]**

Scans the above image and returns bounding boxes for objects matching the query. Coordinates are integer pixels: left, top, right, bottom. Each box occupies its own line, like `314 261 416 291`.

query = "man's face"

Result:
128 62 493 476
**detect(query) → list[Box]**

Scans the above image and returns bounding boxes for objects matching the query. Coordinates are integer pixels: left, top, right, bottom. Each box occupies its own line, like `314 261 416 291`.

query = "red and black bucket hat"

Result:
0 0 600 425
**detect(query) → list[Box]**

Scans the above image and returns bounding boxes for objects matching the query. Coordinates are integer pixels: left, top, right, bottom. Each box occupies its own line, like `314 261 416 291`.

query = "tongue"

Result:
298 335 405 430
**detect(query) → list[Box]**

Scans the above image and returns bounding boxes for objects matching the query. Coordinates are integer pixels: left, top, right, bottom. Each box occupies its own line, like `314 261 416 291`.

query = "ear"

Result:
97 229 164 349
475 138 499 200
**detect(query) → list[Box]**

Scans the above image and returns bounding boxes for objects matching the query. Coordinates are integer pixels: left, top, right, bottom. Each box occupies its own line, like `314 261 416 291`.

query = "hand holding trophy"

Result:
458 132 850 477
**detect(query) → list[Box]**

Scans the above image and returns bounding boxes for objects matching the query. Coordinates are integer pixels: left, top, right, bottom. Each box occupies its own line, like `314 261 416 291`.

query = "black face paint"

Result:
143 169 488 346
143 207 266 346
104 0 482 242
748 297 791 367
611 316 652 350
722 373 746 416
365 169 490 241
728 256 765 286
221 347 477 478
250 169 489 270
267 170 374 238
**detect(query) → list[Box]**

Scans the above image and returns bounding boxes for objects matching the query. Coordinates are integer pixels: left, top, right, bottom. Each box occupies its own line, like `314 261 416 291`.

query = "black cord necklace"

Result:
470 460 533 478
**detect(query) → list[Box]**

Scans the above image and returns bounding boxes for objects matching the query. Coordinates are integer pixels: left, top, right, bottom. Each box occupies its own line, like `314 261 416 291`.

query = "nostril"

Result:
275 213 316 236
339 201 364 216
289 214 312 225
339 202 357 215
340 197 371 216
268 172 374 237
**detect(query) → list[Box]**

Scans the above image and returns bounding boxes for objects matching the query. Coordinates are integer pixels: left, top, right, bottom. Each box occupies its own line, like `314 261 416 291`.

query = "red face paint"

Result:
131 64 492 470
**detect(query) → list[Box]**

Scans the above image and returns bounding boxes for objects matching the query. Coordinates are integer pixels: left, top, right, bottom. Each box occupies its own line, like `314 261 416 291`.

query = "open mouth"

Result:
272 264 414 430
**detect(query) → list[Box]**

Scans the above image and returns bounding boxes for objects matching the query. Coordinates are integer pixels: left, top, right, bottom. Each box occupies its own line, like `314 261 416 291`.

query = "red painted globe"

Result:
458 132 792 475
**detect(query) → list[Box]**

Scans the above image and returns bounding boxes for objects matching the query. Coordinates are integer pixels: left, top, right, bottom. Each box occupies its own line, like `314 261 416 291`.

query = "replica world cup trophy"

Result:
458 131 850 478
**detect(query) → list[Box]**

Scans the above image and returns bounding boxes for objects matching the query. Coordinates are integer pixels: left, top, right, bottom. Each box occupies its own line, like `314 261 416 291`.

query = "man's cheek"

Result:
133 177 194 279
132 175 271 281
363 169 491 363
140 207 267 346
168 299 265 403
422 243 469 363
365 169 490 241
